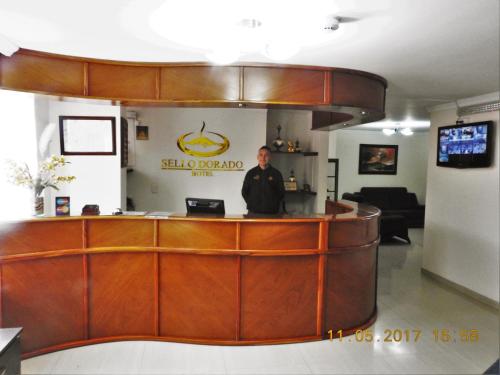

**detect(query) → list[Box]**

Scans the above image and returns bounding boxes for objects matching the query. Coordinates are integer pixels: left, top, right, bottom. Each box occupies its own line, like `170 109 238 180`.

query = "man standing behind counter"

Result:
242 146 285 214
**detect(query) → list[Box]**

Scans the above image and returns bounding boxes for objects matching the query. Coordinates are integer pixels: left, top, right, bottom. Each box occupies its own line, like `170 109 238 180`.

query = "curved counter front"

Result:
0 201 379 358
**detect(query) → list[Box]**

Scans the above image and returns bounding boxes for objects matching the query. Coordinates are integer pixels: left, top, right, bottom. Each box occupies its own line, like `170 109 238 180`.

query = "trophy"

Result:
295 140 302 152
284 169 298 191
272 125 284 152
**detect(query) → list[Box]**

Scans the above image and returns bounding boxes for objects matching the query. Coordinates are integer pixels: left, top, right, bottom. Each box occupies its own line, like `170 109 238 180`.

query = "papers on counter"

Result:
121 211 147 216
145 211 173 218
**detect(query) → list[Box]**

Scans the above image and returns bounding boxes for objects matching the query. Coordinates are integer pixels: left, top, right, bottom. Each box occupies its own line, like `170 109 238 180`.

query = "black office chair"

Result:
282 200 288 214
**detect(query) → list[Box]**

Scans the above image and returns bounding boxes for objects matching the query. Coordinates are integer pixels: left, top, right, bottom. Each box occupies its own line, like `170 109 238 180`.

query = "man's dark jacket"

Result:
242 164 285 214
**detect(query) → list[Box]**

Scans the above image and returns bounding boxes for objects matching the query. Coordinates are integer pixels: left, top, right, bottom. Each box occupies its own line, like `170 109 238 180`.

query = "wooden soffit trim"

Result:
0 49 387 130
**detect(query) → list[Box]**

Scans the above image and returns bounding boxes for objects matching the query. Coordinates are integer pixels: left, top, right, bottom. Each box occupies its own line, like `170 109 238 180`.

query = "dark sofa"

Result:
342 187 425 228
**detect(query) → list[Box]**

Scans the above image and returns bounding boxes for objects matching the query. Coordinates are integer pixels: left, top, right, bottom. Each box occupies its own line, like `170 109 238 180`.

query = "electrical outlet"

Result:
151 183 158 194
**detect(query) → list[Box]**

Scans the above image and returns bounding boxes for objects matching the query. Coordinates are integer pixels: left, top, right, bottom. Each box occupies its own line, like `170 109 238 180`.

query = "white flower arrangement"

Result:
6 155 76 197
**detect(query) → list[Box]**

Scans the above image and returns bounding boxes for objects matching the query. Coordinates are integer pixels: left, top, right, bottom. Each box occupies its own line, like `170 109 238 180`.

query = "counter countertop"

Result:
0 199 380 356
0 200 379 224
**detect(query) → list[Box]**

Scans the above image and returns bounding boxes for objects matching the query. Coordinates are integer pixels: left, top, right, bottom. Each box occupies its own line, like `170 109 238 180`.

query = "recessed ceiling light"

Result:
383 128 396 136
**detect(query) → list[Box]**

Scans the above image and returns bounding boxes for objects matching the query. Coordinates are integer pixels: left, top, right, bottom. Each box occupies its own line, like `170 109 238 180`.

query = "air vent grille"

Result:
458 101 500 116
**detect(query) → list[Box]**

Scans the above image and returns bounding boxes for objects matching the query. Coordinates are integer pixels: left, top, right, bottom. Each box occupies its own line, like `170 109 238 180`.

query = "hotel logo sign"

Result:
176 121 229 157
162 121 244 176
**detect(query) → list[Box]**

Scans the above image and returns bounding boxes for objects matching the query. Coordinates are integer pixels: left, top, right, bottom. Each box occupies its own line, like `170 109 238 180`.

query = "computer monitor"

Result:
185 198 225 214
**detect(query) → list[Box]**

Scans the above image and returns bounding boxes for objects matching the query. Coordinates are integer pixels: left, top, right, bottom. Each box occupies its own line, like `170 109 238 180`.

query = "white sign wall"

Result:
127 108 267 214
45 100 123 216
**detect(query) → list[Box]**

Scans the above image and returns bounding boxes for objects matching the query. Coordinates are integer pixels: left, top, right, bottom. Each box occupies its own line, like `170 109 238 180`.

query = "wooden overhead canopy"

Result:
0 49 387 130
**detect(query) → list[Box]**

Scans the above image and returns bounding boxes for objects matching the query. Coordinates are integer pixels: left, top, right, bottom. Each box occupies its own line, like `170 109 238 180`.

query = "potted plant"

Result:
6 155 76 216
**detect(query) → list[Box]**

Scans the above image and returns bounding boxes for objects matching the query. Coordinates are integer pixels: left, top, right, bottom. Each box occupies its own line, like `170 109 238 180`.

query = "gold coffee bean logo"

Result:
177 121 230 157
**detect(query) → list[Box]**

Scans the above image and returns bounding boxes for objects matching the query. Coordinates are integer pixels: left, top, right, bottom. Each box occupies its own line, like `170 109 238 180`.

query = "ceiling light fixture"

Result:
382 128 396 136
382 127 414 136
400 128 414 136
148 0 348 64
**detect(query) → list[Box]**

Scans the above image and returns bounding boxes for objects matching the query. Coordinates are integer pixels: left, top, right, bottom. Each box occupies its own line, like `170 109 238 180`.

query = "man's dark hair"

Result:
259 145 271 152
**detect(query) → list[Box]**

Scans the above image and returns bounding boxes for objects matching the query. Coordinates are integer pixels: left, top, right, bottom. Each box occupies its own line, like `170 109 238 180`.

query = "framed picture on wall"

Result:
136 125 149 140
358 144 398 175
59 116 116 155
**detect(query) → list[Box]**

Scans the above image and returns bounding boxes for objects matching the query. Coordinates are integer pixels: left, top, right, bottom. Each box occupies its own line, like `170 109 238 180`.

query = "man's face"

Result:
257 148 271 169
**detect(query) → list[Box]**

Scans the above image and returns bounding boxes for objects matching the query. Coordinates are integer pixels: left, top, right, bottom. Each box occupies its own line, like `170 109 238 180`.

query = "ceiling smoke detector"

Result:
238 18 262 29
324 16 340 31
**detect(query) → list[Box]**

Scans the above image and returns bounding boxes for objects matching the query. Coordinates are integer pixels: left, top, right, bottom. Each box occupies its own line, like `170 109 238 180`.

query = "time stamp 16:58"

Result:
327 329 479 343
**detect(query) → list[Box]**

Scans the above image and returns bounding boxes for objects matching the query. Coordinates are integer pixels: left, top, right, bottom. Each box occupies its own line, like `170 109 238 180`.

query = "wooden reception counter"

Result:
0 200 379 358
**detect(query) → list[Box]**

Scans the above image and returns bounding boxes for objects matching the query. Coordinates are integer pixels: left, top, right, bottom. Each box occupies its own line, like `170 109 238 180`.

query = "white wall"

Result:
267 110 328 213
127 108 267 214
0 90 38 219
328 129 429 203
42 100 122 216
34 96 50 160
423 107 499 303
311 127 329 214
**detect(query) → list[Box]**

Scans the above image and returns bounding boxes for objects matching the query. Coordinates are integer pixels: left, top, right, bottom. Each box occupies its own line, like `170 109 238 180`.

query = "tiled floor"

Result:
22 229 499 374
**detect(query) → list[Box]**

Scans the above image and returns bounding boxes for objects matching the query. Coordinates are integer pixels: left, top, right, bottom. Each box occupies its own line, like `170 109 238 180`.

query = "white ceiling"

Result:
0 0 498 128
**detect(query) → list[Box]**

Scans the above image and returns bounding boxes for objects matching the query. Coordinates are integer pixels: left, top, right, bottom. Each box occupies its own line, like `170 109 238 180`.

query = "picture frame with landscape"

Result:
358 144 398 175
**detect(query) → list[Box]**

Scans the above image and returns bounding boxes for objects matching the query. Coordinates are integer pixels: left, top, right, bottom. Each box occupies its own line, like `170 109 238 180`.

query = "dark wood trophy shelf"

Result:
271 151 319 156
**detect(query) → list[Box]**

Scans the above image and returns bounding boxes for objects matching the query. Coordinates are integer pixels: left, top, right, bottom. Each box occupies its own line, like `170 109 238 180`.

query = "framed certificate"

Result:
284 181 298 191
59 116 116 155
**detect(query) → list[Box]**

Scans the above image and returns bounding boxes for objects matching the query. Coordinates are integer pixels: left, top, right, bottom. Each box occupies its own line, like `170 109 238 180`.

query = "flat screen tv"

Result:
437 121 493 168
185 197 225 215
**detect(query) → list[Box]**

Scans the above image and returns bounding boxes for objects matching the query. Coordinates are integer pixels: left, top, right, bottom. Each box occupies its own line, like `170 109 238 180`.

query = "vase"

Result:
32 195 44 216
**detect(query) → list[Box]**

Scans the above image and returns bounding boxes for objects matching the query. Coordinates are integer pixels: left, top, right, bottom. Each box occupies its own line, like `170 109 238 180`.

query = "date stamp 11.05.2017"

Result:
327 328 479 344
